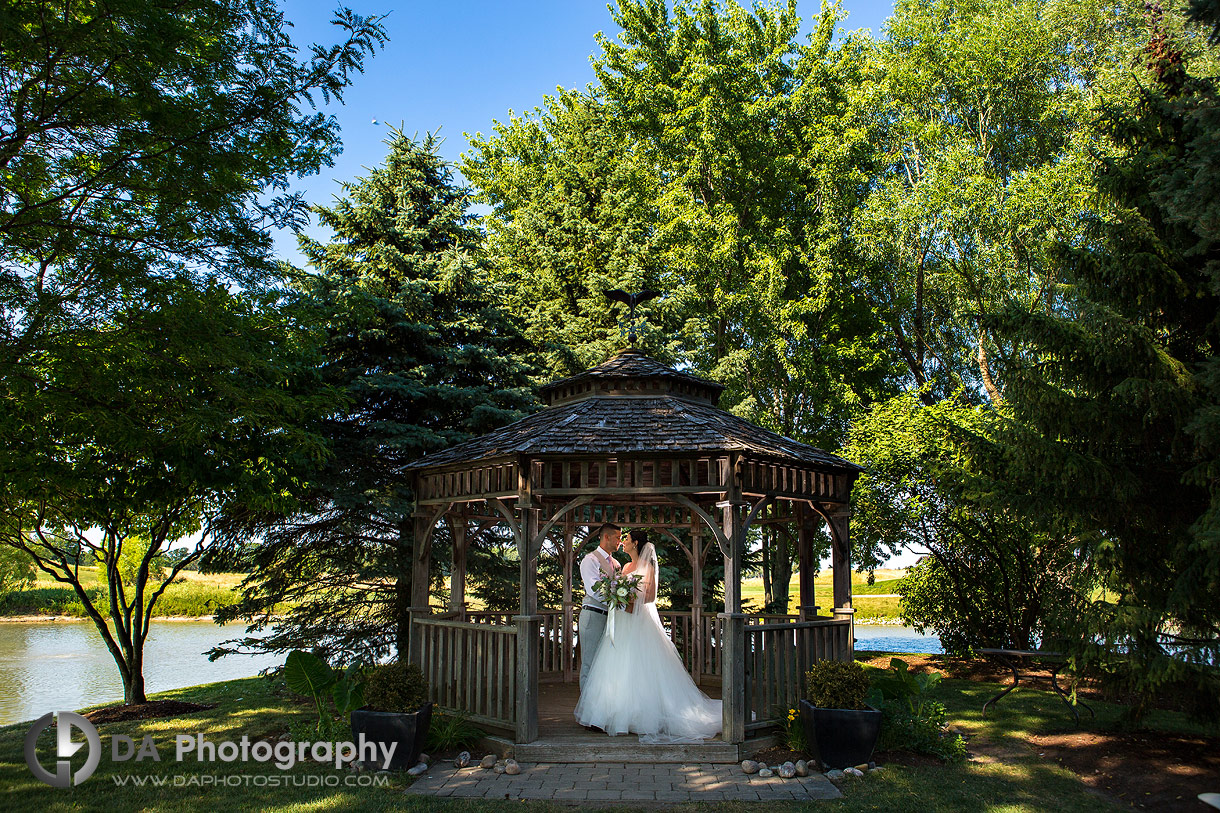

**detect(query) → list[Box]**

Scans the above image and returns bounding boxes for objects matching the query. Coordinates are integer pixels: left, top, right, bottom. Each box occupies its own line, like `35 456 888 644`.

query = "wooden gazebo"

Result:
405 348 861 754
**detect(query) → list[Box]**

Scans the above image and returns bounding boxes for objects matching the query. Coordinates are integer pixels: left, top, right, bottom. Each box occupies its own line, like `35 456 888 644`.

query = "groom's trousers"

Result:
578 606 608 687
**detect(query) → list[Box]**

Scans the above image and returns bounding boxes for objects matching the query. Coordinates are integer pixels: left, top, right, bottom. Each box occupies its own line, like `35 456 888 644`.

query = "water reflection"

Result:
0 621 281 726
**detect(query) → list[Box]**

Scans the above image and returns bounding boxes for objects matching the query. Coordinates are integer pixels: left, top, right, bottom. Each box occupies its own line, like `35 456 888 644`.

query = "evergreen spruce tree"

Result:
990 6 1220 719
213 132 537 664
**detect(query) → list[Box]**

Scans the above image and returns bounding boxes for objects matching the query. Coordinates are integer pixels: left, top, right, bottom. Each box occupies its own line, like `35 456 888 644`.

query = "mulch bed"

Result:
748 746 811 766
84 700 216 725
1029 729 1220 812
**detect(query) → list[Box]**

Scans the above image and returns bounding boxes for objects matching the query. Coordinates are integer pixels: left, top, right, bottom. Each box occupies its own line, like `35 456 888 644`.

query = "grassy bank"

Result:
741 569 906 621
7 661 1209 812
0 569 245 619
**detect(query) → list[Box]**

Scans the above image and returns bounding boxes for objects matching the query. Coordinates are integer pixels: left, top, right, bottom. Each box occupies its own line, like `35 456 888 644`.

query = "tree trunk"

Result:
125 669 147 704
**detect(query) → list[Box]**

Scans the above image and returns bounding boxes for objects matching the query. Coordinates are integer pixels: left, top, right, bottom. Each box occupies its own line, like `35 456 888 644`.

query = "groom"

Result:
578 522 622 688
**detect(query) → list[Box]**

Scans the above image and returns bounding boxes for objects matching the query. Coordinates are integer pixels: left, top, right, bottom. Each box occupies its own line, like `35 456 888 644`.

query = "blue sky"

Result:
276 0 898 260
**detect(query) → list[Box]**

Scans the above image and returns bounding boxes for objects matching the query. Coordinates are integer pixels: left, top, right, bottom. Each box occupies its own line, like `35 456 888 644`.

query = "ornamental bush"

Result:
805 660 871 709
363 662 429 713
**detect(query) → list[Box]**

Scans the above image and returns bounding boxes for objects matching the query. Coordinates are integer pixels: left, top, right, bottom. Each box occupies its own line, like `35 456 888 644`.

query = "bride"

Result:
573 528 722 741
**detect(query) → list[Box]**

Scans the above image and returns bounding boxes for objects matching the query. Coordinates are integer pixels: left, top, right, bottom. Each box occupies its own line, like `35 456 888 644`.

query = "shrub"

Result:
805 660 871 709
364 662 429 713
869 658 967 762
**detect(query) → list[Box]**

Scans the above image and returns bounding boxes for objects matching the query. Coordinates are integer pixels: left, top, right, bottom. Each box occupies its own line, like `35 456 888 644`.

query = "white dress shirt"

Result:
580 547 619 610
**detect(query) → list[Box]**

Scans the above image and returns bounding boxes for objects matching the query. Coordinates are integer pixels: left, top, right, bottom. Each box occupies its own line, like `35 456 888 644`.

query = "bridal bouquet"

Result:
591 571 643 643
591 571 643 611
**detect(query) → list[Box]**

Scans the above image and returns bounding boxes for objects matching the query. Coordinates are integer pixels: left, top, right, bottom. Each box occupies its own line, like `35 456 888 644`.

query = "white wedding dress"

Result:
573 544 722 742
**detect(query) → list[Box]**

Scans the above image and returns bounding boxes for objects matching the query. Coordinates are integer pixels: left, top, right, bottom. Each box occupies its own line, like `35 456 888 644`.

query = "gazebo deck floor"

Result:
482 682 751 763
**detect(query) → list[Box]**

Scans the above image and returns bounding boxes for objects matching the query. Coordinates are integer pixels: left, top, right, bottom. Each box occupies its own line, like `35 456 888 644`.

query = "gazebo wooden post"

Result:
829 507 855 651
690 526 704 685
407 510 436 667
448 514 468 619
718 456 748 745
560 521 577 683
797 504 820 621
514 464 542 744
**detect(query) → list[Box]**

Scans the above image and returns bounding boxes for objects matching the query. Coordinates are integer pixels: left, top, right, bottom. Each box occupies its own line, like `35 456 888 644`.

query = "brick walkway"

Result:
405 762 842 802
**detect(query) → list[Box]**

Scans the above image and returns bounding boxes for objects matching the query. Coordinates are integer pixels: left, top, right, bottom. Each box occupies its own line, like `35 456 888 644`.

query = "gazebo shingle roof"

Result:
407 349 859 472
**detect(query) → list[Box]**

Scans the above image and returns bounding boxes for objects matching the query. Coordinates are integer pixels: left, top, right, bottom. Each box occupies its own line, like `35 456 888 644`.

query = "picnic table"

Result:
978 648 1095 726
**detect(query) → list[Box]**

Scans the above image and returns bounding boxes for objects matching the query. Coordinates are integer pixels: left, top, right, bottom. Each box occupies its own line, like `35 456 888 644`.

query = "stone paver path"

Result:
405 762 841 802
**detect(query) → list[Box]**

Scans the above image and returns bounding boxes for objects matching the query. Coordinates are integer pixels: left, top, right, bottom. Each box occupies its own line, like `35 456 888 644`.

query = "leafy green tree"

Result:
212 132 538 665
0 0 385 362
464 89 668 374
0 0 384 705
988 3 1220 719
0 280 329 702
851 0 1142 406
847 395 1085 654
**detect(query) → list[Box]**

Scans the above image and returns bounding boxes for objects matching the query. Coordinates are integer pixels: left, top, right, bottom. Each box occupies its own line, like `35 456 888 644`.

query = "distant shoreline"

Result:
0 615 218 623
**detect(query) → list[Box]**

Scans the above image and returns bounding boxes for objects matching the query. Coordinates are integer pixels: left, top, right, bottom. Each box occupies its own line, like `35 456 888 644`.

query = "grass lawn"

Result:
8 657 1210 812
741 569 907 621
0 568 247 619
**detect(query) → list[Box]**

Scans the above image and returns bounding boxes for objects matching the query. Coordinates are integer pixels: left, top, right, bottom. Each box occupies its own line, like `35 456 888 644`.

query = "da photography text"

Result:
115 732 397 771
26 711 398 789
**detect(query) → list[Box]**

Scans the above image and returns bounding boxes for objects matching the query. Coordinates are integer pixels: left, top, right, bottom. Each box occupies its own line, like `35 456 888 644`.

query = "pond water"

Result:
0 621 280 726
854 623 944 655
0 620 944 727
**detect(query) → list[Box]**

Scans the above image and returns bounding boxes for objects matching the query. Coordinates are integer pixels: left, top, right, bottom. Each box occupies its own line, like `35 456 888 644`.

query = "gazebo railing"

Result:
415 617 518 731
425 608 852 728
743 618 852 732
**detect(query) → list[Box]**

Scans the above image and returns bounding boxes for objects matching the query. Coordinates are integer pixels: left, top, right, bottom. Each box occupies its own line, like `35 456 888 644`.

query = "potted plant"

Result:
350 662 433 770
799 659 882 770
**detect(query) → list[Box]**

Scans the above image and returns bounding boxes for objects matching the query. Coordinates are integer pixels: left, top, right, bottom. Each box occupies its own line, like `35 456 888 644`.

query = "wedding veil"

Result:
638 542 659 605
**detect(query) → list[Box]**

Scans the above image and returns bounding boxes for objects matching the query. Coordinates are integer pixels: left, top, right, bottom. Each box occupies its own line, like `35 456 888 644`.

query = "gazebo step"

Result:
485 735 742 763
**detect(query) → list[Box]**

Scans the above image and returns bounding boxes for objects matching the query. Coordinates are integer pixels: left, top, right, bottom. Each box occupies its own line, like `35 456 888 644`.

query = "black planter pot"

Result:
799 699 882 770
350 703 433 770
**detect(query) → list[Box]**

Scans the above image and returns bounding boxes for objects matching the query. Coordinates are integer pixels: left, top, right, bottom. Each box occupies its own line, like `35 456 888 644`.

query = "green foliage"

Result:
363 662 429 714
425 711 484 752
1 0 384 706
283 650 365 737
805 660 871 710
0 545 35 594
212 132 538 666
869 658 966 762
0 0 386 347
847 394 1085 653
465 0 896 454
984 1 1220 719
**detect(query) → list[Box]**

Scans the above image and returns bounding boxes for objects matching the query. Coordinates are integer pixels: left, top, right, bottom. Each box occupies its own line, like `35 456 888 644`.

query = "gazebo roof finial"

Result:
604 288 661 347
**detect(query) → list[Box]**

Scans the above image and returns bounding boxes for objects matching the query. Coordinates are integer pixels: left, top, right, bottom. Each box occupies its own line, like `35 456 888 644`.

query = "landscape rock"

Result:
504 759 521 775
794 760 809 777
480 754 497 769
493 763 506 774
778 762 796 779
455 751 471 768
419 753 431 764
758 768 774 778
870 765 884 773
826 769 845 781
740 760 759 775
406 762 428 777
845 767 865 778
854 763 869 772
